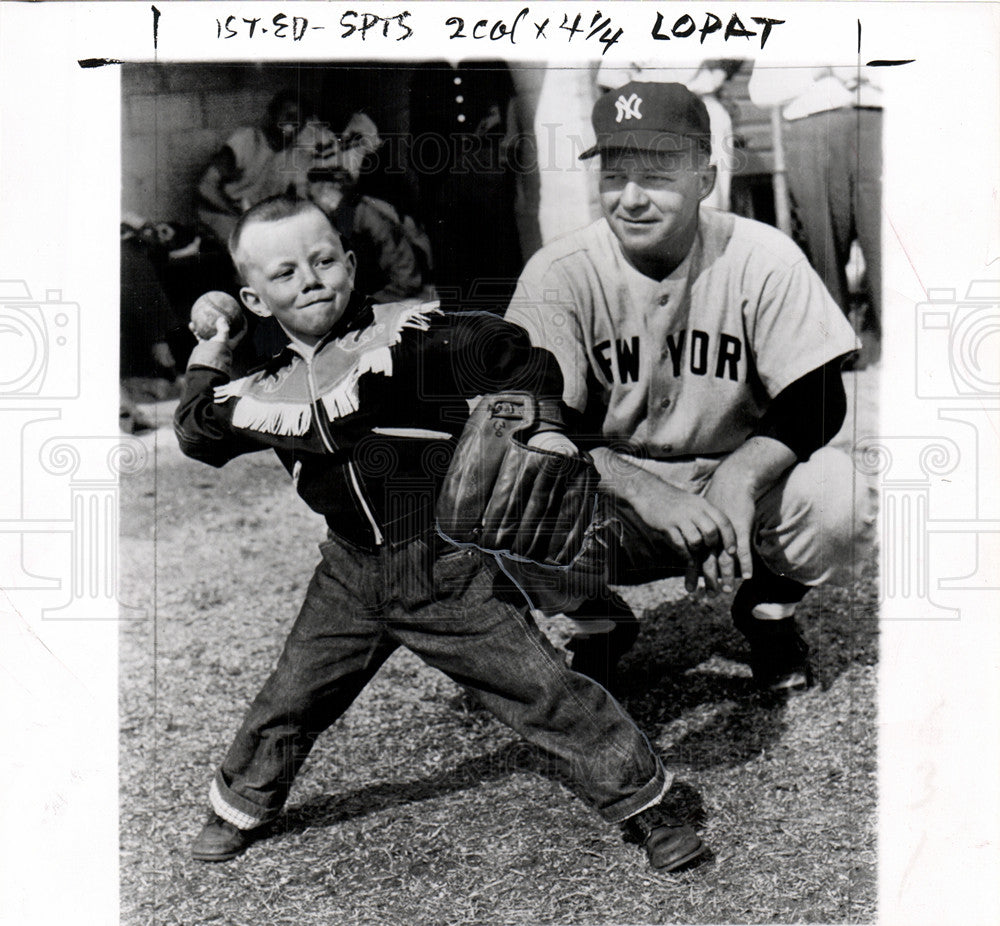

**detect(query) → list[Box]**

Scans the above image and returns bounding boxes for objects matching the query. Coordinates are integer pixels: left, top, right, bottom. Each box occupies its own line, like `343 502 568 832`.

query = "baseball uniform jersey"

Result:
506 209 859 458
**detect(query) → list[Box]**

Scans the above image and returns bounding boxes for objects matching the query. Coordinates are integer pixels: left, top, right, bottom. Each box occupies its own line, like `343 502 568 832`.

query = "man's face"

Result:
237 208 356 346
599 147 716 272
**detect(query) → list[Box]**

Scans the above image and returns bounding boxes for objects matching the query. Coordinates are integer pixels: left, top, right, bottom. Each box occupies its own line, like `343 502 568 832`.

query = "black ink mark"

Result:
857 19 861 54
866 59 915 66
652 12 782 49
78 58 124 68
152 5 160 51
750 16 784 49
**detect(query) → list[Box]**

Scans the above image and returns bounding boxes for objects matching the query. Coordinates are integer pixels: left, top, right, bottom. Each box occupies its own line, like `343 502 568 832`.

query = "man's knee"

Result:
782 447 868 534
757 447 874 586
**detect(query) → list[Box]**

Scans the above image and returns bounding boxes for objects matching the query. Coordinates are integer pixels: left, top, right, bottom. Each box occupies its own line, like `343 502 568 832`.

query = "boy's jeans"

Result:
209 534 668 829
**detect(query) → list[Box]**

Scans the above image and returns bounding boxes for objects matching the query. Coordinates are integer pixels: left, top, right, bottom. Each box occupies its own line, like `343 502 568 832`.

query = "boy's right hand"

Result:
189 291 246 345
199 314 246 348
187 292 246 373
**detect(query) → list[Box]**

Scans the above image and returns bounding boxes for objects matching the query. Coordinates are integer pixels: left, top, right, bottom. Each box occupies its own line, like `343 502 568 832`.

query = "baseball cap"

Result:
579 81 711 160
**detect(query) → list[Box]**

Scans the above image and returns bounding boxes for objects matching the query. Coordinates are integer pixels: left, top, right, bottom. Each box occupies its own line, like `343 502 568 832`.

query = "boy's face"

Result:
237 208 356 346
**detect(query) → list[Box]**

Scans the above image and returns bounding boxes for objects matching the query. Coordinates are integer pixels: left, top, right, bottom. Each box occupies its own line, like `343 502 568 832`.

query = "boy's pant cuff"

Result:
599 760 673 825
209 771 274 831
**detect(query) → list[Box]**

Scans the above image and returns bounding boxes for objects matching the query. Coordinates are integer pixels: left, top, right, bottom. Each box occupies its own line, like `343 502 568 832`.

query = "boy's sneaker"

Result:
191 812 264 862
623 804 707 872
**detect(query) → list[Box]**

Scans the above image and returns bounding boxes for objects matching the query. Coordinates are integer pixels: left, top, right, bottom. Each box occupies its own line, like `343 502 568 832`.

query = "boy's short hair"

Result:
228 196 335 282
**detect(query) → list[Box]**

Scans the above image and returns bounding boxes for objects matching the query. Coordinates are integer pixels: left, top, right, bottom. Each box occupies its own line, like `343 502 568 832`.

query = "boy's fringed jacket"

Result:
174 297 564 549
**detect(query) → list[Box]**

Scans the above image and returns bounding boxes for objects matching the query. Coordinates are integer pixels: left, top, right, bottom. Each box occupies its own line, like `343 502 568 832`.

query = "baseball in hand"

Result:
190 291 246 341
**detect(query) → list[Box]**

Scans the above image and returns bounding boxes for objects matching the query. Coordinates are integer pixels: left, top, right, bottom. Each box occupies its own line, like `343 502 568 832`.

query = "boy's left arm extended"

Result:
421 311 566 402
423 313 602 568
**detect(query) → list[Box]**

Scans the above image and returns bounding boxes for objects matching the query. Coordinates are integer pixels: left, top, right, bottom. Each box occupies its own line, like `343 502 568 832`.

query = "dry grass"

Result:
120 371 878 925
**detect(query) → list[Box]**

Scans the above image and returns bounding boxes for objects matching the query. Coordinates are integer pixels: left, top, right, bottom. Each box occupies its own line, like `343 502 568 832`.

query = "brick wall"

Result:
121 63 412 224
122 64 287 223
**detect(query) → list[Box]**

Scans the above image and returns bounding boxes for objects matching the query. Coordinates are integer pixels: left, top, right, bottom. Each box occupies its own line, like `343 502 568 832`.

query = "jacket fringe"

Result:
317 304 440 420
213 377 249 403
216 302 443 435
230 395 313 436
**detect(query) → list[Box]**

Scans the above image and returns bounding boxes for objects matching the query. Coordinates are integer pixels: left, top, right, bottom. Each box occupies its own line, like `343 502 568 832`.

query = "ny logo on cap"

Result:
614 93 642 123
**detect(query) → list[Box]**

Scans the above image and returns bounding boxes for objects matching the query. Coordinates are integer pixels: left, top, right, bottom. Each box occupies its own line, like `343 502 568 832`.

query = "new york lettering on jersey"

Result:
592 328 746 384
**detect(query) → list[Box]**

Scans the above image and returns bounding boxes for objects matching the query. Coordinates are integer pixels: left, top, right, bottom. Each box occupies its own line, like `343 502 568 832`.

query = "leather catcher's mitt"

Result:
436 392 600 567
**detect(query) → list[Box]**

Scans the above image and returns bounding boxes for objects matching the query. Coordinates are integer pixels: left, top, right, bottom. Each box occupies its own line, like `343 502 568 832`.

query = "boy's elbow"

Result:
173 419 230 469
175 433 230 469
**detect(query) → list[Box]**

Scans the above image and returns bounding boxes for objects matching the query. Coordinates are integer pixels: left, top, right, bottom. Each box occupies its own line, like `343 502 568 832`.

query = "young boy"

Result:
173 195 707 872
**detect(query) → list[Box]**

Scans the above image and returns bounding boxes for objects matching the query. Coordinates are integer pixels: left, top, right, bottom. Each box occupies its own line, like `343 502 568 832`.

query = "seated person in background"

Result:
308 165 432 305
305 108 430 303
120 222 181 381
196 89 309 244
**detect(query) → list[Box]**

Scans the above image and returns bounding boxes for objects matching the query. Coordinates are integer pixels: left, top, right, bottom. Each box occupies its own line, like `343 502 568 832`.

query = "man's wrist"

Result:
592 446 683 507
715 437 796 498
591 447 635 502
187 339 233 375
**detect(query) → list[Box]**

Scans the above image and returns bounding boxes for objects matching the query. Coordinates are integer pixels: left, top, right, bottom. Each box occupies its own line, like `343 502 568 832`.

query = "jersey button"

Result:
659 398 671 409
453 76 462 85
658 295 669 306
455 95 464 103
457 114 466 123
662 444 673 454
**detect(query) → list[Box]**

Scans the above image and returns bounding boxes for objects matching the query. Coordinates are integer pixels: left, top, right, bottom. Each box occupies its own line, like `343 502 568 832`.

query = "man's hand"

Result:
592 449 739 596
703 463 757 585
526 430 578 456
637 482 739 597
702 436 799 586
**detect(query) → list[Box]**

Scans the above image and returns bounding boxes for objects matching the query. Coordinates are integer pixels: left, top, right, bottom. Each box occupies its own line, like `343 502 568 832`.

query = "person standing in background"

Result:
407 60 522 313
749 66 882 367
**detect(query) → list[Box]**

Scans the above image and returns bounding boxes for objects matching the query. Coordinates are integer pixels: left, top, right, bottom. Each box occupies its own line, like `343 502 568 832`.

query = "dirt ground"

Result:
120 370 879 926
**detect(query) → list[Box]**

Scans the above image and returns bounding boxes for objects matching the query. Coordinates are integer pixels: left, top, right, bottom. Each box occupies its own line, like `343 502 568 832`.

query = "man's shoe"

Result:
623 804 707 872
732 573 813 692
733 605 813 692
567 615 640 691
190 812 263 862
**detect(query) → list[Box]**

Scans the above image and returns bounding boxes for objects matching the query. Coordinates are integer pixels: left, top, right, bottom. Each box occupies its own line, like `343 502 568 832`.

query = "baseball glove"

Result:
435 392 600 567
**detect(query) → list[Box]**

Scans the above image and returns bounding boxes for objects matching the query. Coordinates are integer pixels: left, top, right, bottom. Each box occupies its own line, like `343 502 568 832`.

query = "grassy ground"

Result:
119 372 878 926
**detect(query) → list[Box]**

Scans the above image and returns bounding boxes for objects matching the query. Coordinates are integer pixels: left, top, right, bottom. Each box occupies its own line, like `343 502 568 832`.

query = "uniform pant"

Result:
782 107 883 334
209 535 668 830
